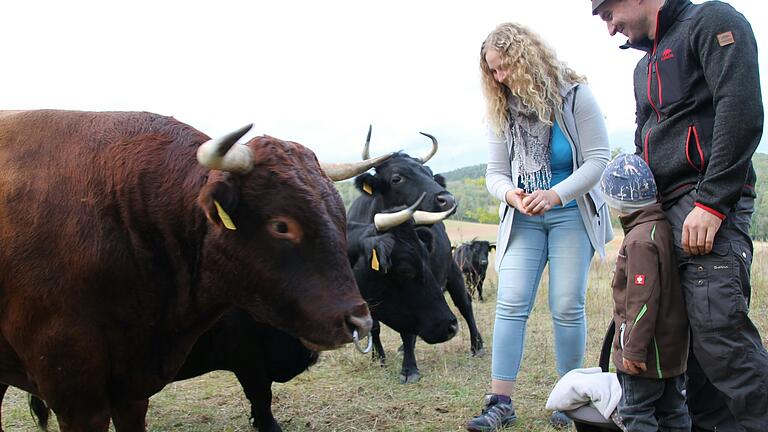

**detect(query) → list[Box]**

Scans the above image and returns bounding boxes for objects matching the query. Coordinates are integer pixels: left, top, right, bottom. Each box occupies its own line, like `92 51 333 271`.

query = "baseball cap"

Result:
592 0 608 15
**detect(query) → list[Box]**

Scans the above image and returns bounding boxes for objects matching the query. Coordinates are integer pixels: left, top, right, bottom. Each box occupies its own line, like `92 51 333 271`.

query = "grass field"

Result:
3 221 767 431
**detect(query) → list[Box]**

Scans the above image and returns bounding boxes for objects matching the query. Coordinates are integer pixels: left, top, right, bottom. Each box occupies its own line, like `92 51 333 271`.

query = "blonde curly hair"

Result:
480 23 585 136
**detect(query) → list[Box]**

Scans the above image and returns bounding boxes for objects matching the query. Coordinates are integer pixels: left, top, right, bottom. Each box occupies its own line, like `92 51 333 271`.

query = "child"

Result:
600 154 691 432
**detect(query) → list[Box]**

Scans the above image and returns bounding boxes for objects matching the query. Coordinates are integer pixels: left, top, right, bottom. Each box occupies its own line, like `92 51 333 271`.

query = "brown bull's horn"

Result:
412 205 456 225
197 124 254 174
320 152 394 182
415 132 438 164
362 124 373 160
373 193 426 232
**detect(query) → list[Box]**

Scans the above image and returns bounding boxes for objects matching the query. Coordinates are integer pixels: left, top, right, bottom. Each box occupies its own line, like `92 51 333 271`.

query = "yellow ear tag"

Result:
371 248 380 271
363 183 373 195
214 200 237 230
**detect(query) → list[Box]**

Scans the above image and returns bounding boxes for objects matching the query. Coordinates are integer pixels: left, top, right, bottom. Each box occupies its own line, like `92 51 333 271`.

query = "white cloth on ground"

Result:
545 366 622 420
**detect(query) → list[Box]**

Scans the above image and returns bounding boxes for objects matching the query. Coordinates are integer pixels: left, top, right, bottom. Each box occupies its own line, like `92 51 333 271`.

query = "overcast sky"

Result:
2 0 765 173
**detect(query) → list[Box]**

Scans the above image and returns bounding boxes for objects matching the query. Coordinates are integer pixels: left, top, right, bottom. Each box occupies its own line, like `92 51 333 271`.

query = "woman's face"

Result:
484 48 511 86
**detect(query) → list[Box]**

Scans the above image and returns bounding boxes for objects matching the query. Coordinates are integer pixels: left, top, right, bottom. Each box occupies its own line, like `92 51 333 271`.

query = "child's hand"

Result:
622 357 647 375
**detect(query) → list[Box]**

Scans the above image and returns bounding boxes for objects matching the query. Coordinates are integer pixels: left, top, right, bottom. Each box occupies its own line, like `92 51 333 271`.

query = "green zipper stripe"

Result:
650 224 656 241
634 304 648 325
654 338 662 378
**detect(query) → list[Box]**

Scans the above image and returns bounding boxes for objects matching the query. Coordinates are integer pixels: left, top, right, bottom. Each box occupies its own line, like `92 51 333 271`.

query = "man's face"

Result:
595 0 652 44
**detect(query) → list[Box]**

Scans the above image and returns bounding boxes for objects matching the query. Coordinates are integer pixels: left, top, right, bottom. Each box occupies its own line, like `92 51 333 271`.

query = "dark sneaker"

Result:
549 410 572 429
466 394 517 431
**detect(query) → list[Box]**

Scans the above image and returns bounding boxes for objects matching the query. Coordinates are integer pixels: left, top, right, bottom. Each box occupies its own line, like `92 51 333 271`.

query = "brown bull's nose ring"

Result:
352 329 372 354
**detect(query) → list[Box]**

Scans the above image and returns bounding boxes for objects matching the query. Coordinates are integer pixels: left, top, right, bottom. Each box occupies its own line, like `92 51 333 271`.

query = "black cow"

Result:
11 309 316 432
348 198 459 383
453 240 496 301
347 127 484 383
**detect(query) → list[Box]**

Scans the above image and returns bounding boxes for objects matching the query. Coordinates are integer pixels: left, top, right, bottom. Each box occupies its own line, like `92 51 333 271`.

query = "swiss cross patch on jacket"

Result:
611 204 689 379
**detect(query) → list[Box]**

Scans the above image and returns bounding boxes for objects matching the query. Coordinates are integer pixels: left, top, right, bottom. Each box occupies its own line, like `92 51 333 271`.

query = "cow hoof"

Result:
251 416 282 432
471 347 487 357
399 371 421 384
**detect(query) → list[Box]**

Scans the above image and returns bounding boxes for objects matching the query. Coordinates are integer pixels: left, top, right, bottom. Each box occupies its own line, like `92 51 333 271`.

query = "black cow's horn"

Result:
362 125 373 160
197 124 254 174
320 152 394 182
373 193 426 232
415 132 438 164
412 205 456 225
363 126 438 165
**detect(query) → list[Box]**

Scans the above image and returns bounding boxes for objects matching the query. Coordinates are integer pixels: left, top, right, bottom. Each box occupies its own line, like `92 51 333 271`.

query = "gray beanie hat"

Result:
600 154 658 212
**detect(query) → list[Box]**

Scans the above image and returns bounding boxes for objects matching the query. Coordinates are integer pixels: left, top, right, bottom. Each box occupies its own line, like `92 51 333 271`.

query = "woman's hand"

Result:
522 190 561 215
505 188 531 216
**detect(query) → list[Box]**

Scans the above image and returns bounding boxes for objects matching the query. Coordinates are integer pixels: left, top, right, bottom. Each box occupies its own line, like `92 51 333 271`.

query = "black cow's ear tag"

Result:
363 183 373 195
214 200 237 230
371 248 380 271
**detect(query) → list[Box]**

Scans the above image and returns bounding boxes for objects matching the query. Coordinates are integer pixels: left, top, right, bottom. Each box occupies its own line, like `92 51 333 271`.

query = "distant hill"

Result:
440 164 485 182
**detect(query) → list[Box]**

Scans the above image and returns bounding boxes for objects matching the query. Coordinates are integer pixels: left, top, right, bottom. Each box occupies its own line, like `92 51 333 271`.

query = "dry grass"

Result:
2 223 767 431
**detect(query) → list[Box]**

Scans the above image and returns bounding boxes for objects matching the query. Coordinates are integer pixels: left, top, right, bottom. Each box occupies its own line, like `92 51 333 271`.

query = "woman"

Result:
466 23 612 431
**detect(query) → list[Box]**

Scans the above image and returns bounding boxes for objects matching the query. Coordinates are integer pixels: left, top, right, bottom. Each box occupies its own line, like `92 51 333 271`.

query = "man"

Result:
591 1 768 431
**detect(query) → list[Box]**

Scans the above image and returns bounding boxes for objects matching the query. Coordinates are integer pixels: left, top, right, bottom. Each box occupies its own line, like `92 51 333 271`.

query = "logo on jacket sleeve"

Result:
661 48 674 61
717 31 735 47
634 274 646 285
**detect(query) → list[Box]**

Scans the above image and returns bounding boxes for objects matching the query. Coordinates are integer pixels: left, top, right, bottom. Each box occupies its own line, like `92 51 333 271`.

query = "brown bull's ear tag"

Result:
371 248 380 271
214 200 237 230
363 182 373 195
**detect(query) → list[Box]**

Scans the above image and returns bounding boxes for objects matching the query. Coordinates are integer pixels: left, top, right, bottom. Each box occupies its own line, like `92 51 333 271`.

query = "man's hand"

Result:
682 206 723 255
622 358 647 375
522 189 561 215
505 188 532 216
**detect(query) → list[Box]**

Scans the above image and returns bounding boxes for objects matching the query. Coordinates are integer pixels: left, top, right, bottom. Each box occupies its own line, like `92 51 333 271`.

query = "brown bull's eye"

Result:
267 217 303 244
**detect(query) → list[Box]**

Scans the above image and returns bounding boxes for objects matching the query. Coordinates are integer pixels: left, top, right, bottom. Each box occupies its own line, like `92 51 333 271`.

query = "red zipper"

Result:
644 129 651 165
656 61 663 106
692 126 704 171
685 125 705 172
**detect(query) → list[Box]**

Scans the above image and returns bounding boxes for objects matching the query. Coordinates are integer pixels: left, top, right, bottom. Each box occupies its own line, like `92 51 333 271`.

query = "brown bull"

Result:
0 110 376 432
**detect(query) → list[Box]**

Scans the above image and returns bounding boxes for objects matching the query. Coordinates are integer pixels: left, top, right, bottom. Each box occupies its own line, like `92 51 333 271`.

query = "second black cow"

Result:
453 240 495 301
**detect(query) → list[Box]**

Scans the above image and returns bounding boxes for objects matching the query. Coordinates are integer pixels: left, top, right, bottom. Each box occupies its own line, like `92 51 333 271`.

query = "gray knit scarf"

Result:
505 95 552 193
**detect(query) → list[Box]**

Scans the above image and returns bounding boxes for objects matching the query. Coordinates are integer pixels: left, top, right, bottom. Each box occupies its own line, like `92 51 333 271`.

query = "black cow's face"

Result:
354 154 455 213
470 241 494 269
197 136 371 351
349 221 458 344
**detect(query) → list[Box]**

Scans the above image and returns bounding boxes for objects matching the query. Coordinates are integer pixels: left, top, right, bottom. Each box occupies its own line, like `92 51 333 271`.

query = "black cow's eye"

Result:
391 175 403 185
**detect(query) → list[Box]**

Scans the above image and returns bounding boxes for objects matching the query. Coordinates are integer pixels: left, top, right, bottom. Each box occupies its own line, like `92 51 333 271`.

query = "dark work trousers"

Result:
665 192 768 432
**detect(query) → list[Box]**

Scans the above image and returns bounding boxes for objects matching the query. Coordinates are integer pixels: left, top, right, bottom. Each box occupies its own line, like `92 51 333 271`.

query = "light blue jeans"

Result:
492 205 594 381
